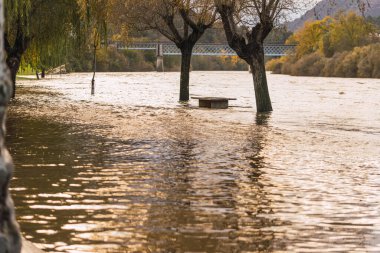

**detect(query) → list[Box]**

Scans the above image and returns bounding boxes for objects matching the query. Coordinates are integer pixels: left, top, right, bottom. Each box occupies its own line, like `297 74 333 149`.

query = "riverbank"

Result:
8 72 380 252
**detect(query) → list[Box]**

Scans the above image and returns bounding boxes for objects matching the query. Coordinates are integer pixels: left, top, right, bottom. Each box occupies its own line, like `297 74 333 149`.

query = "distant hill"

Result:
287 0 380 31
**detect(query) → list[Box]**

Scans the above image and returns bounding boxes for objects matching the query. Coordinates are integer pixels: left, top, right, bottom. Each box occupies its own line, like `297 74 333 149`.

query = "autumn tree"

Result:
287 12 377 58
287 16 333 58
329 11 377 53
121 0 217 101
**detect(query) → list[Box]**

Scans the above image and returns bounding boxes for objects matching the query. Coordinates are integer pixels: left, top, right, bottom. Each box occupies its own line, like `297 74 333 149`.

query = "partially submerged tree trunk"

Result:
250 48 272 112
125 0 216 103
216 3 274 113
175 30 204 102
0 0 22 251
179 46 193 101
91 44 97 95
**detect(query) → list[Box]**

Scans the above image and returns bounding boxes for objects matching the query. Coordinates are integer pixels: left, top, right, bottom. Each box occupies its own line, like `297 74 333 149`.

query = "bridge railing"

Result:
116 42 296 57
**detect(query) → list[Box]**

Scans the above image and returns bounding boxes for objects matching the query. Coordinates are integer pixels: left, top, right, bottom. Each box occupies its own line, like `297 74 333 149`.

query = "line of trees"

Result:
4 0 372 112
0 1 374 251
116 0 316 112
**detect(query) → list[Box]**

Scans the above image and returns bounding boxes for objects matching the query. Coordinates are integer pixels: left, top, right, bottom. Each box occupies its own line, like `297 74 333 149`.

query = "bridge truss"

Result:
117 43 295 57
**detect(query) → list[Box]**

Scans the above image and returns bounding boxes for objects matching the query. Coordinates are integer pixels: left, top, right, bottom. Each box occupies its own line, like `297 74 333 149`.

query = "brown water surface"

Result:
7 72 380 252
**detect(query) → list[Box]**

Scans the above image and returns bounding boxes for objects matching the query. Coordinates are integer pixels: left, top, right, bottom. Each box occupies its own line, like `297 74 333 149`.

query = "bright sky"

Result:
292 0 321 19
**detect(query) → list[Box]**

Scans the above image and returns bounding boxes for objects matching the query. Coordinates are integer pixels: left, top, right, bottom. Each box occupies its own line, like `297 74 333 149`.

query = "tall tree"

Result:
214 0 314 112
123 0 217 101
214 0 370 113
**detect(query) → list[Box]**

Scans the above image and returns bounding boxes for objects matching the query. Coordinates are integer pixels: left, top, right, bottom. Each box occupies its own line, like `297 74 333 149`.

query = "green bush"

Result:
266 57 284 74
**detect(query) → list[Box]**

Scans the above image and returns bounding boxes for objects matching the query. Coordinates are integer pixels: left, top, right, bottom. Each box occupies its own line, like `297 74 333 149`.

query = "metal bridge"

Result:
117 42 295 57
115 42 294 72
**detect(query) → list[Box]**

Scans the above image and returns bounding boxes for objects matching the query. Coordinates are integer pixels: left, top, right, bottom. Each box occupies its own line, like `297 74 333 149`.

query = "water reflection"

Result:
7 109 281 252
6 72 380 252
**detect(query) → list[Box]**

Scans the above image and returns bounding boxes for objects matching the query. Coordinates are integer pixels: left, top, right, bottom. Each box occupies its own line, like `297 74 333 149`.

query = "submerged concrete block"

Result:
192 97 237 109
210 100 228 109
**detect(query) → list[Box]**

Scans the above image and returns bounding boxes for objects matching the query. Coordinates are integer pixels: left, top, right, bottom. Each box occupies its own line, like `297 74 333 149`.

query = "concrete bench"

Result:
191 97 237 109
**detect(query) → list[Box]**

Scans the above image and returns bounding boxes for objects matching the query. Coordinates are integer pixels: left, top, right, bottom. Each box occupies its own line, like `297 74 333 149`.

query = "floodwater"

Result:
7 72 380 252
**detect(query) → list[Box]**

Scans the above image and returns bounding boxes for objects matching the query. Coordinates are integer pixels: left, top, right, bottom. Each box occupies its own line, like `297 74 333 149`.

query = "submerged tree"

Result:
122 0 217 101
214 0 370 112
77 0 109 94
214 0 315 112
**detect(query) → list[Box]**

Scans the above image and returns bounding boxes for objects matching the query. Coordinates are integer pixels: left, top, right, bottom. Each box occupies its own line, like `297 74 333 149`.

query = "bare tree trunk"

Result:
91 45 96 95
6 55 21 98
179 47 193 101
250 49 273 113
0 0 22 251
36 71 40 80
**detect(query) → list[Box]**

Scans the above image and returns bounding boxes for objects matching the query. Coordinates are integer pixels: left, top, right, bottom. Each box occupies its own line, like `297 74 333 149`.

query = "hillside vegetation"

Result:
287 0 380 31
267 12 380 78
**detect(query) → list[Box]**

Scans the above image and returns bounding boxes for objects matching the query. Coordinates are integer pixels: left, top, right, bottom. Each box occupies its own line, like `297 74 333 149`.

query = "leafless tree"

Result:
215 0 371 112
214 0 316 112
122 0 217 101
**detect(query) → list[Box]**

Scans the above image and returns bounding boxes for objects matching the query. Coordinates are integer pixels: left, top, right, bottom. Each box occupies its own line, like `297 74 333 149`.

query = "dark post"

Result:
91 43 96 95
156 43 164 72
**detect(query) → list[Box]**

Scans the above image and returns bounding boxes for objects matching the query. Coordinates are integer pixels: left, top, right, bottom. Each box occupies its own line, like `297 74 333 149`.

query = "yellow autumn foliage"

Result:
267 12 380 78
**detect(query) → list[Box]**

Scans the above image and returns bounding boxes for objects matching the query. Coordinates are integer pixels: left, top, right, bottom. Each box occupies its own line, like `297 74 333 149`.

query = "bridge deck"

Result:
117 43 295 57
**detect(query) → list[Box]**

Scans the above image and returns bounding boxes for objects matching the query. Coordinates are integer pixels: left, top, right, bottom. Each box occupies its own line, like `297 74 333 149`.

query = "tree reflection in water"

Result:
7 110 287 252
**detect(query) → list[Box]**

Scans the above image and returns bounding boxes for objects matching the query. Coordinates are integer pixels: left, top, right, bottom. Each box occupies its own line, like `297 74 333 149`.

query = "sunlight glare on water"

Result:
8 72 380 252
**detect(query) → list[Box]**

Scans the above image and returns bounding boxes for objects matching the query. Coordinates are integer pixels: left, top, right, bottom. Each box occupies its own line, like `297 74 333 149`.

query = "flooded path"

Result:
7 72 380 252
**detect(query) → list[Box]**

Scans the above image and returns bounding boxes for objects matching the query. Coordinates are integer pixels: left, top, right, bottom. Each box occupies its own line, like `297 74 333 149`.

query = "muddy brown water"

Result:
7 72 380 252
